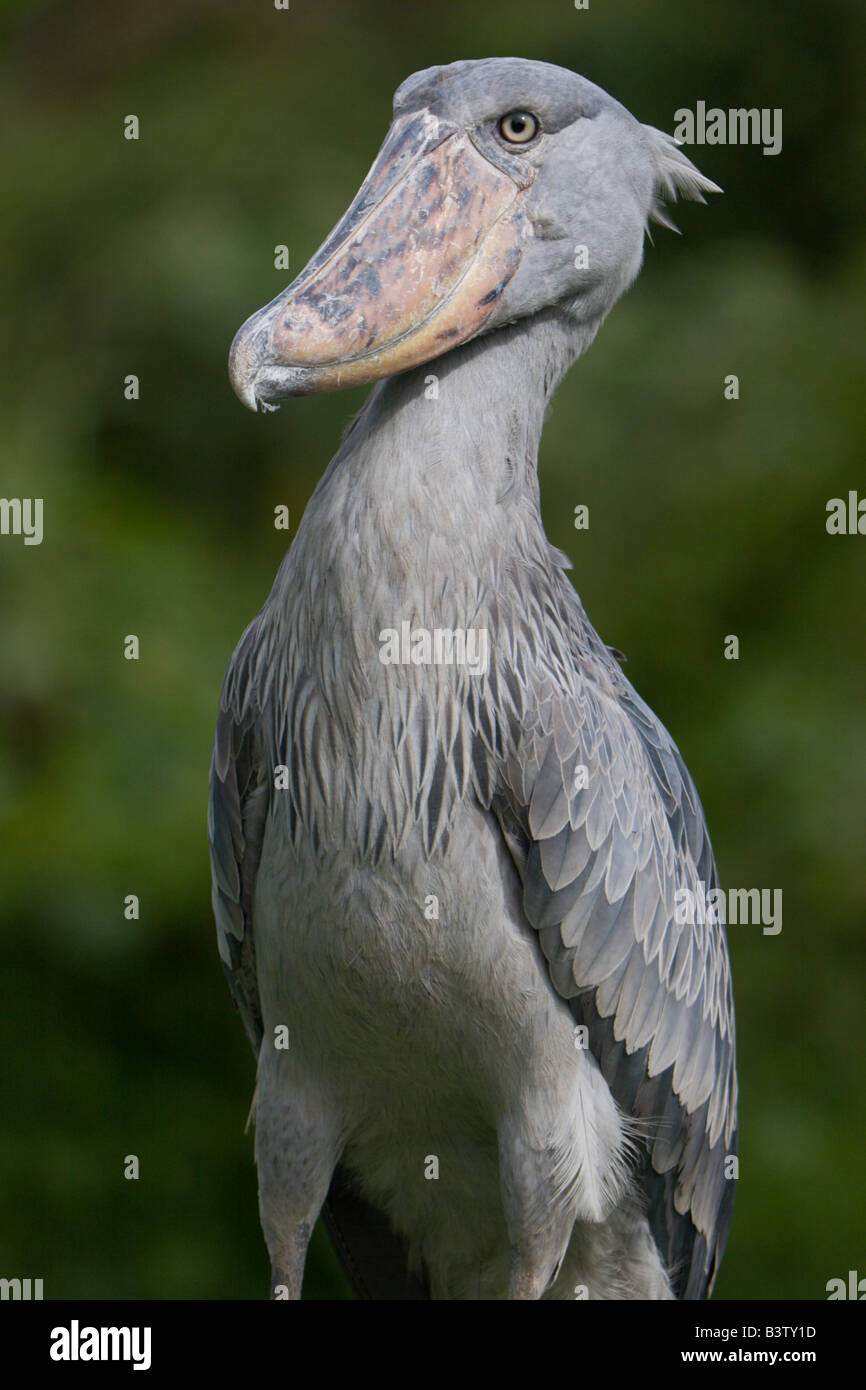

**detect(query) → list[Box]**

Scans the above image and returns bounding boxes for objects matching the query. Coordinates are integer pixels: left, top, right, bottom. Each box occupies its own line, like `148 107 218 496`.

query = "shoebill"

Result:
210 57 737 1301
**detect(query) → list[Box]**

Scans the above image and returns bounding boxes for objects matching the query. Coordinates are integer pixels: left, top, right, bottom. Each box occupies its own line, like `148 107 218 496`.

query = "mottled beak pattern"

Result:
229 112 532 407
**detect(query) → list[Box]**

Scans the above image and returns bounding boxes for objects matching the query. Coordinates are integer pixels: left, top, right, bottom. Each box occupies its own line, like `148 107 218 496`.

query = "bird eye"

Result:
497 111 539 145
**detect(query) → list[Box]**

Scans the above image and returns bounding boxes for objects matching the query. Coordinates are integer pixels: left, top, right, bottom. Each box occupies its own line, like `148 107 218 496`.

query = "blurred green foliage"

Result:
0 0 863 1300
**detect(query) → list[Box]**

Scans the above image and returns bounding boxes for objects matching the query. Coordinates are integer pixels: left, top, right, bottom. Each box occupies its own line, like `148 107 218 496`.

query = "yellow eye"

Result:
497 111 539 144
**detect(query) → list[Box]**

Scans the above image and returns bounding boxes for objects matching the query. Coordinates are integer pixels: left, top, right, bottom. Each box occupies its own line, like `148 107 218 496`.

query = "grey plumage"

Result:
210 57 736 1300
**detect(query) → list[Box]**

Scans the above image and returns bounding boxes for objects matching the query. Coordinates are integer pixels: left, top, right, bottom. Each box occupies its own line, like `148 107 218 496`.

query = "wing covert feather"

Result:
486 588 737 1299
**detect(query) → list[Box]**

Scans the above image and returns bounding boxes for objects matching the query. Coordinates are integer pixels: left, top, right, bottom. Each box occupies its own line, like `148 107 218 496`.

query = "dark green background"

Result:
1 0 863 1299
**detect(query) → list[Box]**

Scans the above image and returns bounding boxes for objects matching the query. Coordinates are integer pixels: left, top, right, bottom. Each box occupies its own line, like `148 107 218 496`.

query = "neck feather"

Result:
285 310 597 610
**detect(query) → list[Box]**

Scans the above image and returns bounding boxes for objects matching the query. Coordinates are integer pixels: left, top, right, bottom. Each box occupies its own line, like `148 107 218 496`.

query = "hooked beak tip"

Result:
236 377 260 413
229 324 266 412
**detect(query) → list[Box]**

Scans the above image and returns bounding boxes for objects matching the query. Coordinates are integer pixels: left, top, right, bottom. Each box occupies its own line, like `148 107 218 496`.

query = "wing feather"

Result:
487 585 737 1299
208 619 270 1054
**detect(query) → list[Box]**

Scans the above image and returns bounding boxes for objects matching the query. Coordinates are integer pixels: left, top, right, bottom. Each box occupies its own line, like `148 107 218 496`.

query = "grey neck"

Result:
286 310 597 599
256 311 604 849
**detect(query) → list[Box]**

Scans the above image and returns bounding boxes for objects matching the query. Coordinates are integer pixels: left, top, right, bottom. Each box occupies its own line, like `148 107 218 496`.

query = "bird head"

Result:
229 58 719 410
